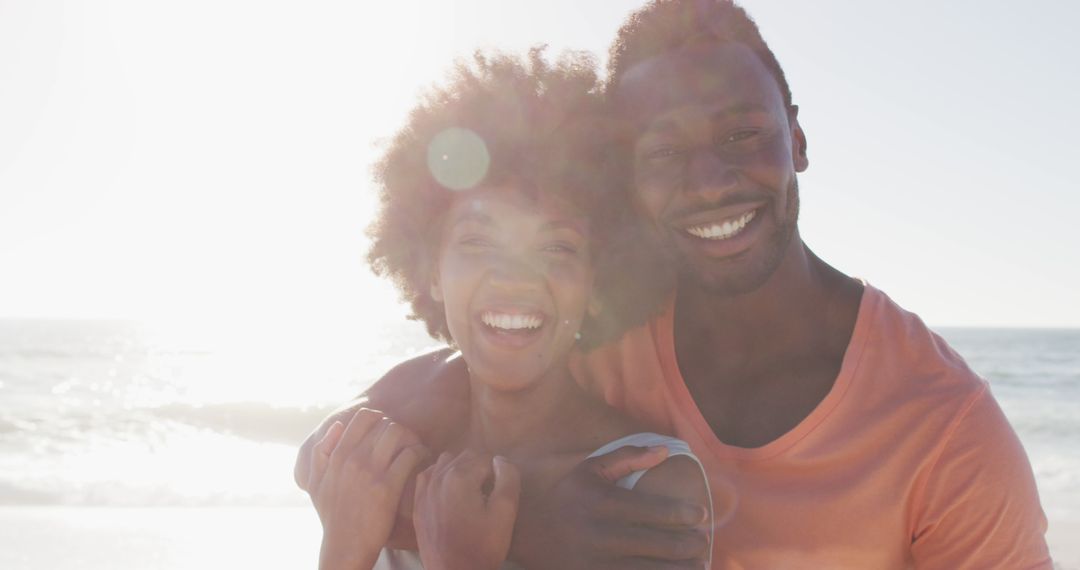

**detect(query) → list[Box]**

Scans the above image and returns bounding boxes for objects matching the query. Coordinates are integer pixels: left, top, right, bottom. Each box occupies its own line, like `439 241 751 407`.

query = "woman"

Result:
306 48 712 570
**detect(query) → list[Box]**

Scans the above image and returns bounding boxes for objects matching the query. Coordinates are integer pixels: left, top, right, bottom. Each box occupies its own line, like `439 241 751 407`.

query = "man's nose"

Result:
686 148 739 201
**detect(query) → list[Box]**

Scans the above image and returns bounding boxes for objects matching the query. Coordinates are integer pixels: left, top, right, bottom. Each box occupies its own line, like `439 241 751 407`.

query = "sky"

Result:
1 0 1078 331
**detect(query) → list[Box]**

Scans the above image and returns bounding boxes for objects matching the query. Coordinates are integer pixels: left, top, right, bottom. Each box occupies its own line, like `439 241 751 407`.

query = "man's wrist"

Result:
421 551 502 570
319 535 378 570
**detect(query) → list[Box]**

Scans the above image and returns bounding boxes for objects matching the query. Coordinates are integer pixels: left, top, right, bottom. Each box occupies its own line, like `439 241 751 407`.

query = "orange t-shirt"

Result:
571 284 1052 569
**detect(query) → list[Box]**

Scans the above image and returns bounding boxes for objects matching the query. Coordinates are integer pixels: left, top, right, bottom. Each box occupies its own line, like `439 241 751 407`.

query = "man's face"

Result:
615 42 808 296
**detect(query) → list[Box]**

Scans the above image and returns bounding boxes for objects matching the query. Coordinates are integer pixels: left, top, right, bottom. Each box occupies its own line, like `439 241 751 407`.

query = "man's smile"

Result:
684 208 758 241
667 200 768 258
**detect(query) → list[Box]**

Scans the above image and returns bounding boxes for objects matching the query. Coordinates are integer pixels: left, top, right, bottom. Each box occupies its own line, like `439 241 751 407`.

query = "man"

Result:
297 1 1052 568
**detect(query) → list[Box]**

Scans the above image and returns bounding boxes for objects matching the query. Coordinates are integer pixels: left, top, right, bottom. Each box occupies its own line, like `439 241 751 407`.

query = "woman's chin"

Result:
463 341 575 390
467 361 561 397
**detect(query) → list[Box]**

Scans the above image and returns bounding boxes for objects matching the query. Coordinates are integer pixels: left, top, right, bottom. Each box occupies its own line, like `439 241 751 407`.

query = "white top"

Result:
374 432 712 569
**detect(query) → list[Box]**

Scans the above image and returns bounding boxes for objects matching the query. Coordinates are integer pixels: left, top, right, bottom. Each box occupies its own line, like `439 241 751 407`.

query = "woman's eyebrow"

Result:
540 218 587 235
642 118 680 137
450 211 495 227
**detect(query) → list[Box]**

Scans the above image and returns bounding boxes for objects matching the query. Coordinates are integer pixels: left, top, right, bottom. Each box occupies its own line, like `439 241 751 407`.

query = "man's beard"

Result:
665 178 800 298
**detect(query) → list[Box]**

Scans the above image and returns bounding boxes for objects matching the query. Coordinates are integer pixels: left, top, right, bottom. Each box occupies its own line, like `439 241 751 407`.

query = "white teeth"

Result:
481 311 543 330
686 210 757 240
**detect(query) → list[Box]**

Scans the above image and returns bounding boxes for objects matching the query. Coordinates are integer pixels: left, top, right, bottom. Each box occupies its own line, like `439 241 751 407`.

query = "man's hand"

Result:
414 450 521 570
510 445 710 570
307 409 428 570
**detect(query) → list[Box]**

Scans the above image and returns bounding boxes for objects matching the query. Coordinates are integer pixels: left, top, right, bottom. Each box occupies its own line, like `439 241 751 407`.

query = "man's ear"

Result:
789 105 809 172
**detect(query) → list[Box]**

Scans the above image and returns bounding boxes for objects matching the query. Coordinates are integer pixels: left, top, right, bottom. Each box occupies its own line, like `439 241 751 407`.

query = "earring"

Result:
574 332 582 341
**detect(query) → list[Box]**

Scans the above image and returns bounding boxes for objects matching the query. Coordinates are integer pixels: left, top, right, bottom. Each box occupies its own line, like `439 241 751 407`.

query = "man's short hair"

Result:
607 0 793 108
367 48 669 348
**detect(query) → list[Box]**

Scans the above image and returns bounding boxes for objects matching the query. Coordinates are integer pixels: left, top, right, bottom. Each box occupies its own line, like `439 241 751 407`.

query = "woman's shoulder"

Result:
567 393 657 449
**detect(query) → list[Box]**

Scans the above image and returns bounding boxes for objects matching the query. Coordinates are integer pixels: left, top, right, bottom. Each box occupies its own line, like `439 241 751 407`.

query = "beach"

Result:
0 506 321 570
1048 520 1080 569
1 506 1076 569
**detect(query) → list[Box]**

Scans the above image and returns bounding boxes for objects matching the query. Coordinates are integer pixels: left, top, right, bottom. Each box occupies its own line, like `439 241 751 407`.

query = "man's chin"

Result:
679 263 773 297
673 227 795 297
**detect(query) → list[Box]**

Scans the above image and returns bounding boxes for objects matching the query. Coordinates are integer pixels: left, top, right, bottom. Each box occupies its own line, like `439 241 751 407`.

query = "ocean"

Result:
0 320 1077 567
0 318 441 509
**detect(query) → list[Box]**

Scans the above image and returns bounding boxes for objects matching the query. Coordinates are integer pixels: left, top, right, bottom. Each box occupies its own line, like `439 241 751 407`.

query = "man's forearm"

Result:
295 347 470 491
360 348 471 447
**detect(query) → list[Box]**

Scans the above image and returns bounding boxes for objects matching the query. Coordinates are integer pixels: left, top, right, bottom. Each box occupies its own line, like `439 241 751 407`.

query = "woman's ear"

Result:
587 294 602 318
429 271 443 303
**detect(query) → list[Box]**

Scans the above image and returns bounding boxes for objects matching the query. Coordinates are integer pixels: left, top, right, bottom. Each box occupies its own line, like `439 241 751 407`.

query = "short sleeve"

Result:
910 385 1052 569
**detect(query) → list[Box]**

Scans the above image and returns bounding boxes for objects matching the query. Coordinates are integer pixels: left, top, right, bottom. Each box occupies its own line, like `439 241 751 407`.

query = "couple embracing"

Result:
297 1 1052 568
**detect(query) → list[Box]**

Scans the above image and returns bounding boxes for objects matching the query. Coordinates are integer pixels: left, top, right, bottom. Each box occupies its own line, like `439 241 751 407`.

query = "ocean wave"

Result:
2 402 338 448
152 402 338 445
0 401 343 507
0 417 20 435
0 482 57 505
0 347 215 362
0 417 313 507
0 478 308 508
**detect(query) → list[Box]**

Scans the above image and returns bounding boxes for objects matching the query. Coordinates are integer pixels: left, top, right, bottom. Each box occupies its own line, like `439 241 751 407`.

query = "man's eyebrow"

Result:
643 103 772 135
711 102 771 117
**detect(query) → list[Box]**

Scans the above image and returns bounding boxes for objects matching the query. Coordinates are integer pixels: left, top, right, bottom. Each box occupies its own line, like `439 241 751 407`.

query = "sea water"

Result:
0 318 441 507
936 327 1080 522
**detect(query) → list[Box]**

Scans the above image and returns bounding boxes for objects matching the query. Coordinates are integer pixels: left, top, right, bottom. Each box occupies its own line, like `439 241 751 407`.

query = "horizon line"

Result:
0 316 1077 332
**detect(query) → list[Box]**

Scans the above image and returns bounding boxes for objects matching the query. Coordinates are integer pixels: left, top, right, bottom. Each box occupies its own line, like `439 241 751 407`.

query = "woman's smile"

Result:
475 307 547 349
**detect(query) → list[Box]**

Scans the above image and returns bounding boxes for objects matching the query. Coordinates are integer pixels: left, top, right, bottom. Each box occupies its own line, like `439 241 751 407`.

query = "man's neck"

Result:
671 234 864 447
674 235 861 385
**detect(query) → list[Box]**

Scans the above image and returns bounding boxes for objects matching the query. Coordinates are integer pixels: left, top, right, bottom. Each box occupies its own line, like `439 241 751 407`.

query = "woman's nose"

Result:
487 254 544 290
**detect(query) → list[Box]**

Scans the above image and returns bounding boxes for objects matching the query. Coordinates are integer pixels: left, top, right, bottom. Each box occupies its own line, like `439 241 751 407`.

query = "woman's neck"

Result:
464 361 593 459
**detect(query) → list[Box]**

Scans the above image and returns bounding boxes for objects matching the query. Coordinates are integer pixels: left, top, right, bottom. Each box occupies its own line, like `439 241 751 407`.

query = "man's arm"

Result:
633 456 713 563
509 446 711 570
296 350 709 567
910 385 1053 568
294 347 470 491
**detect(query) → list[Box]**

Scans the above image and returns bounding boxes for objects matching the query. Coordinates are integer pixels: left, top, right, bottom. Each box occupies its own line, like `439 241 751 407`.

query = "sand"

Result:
0 506 323 570
1 506 1076 569
1048 518 1080 570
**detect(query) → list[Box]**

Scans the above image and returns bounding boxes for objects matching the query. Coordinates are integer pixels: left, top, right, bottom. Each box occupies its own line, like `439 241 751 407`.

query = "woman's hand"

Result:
414 450 521 570
308 408 429 570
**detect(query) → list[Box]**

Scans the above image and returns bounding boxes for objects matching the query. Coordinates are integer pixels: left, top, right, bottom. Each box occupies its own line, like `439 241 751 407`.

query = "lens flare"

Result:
426 127 490 191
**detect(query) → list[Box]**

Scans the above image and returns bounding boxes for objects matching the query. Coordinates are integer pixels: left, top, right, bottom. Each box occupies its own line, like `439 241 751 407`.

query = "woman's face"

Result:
432 185 595 391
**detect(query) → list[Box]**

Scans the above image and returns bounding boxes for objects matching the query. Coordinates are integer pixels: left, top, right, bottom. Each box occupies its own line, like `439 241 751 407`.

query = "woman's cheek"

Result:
440 251 487 283
543 257 585 281
545 259 594 307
